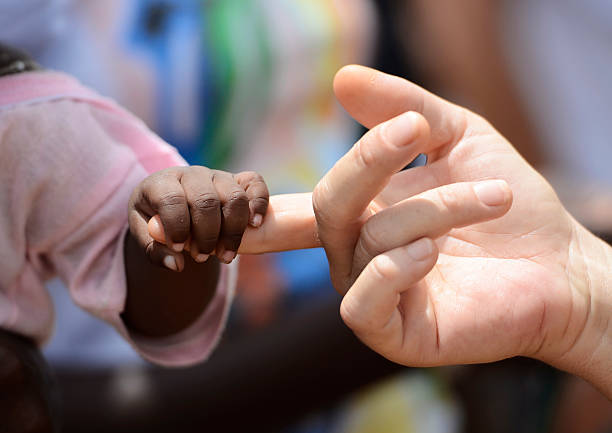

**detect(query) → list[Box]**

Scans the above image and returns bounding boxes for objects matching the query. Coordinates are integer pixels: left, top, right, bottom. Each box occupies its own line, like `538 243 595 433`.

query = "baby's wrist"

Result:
554 222 612 398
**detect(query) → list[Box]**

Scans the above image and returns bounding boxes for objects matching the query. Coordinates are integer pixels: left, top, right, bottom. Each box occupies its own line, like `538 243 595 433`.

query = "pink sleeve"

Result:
0 93 235 367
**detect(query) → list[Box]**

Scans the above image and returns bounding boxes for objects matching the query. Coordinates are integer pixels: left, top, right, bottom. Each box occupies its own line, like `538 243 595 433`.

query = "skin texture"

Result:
125 168 320 338
147 193 320 254
123 167 270 338
128 167 270 269
312 65 612 398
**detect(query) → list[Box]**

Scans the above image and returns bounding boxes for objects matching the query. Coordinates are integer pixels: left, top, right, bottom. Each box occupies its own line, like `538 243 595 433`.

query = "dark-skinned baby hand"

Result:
128 167 269 271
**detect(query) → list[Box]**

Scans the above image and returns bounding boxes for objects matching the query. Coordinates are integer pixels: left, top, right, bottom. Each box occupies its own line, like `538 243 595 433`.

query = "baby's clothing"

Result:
0 70 236 367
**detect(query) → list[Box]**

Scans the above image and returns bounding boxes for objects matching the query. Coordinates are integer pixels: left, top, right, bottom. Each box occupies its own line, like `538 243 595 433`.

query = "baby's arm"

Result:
122 167 269 338
0 68 319 367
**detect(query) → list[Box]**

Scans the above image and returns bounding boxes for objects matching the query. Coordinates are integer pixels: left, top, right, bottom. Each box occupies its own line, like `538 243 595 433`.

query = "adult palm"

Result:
313 65 599 373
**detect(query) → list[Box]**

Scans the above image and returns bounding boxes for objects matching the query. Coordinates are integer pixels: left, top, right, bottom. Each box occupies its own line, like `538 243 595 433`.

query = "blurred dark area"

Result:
55 295 402 433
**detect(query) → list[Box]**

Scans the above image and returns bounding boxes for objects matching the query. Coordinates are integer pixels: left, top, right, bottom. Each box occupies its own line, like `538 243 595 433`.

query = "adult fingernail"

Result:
384 111 418 147
250 214 263 228
196 254 209 263
220 250 236 264
172 242 184 253
163 255 178 271
474 180 510 207
406 238 433 261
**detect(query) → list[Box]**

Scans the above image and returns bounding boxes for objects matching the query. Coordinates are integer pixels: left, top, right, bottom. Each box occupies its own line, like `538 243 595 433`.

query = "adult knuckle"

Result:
313 179 346 226
378 121 398 149
369 254 399 283
359 220 384 257
312 181 328 210
340 297 364 332
354 135 378 170
435 187 461 214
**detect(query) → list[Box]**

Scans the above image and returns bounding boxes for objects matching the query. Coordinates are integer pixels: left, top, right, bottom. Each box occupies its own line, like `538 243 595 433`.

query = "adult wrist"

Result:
551 221 612 398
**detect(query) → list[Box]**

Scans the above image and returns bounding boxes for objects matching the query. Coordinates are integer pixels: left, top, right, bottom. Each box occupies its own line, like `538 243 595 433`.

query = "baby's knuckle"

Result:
228 189 248 202
189 165 210 175
127 188 140 209
241 170 263 182
250 196 269 209
226 191 249 211
157 192 185 208
192 195 220 212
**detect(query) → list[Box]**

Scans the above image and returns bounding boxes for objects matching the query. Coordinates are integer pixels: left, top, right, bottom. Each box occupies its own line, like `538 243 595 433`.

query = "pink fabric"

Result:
0 70 236 367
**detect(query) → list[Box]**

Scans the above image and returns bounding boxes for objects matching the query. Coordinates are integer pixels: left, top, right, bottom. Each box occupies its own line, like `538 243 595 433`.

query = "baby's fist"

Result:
128 167 269 271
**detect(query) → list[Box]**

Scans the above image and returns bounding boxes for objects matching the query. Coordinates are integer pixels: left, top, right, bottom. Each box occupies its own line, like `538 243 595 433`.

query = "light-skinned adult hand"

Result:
312 65 612 398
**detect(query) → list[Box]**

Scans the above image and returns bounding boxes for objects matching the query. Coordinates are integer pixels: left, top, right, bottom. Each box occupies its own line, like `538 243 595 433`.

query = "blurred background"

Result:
1 0 611 432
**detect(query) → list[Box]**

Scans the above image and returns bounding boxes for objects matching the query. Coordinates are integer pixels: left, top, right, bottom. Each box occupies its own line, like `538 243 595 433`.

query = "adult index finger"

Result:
312 111 432 290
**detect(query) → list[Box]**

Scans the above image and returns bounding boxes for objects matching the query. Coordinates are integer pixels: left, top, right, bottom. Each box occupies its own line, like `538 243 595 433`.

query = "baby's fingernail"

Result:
220 250 236 264
250 214 263 228
196 254 209 263
163 255 178 271
172 242 184 253
474 180 510 207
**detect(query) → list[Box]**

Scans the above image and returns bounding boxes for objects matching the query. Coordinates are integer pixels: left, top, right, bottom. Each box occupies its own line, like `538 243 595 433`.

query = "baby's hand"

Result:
128 167 269 271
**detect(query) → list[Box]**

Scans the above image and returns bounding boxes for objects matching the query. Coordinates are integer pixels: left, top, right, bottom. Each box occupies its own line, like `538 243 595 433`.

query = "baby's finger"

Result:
146 242 186 272
181 167 222 262
213 171 250 263
234 171 269 227
129 209 185 272
142 171 190 252
340 238 438 360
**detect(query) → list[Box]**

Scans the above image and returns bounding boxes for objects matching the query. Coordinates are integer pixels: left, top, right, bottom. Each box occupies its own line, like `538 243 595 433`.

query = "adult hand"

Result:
313 65 612 397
